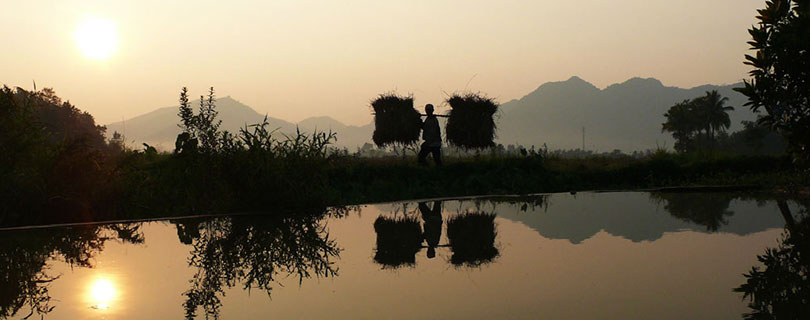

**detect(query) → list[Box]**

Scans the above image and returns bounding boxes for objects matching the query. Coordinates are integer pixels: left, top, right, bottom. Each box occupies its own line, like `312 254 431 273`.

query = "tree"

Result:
735 0 810 161
662 100 700 152
662 91 736 152
699 90 734 141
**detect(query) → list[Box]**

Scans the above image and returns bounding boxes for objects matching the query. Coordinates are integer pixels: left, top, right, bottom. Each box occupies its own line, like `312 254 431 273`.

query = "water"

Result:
0 192 800 319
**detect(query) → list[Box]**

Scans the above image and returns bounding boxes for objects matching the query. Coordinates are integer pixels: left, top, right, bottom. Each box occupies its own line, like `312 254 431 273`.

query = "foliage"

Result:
115 88 340 218
662 90 735 152
445 93 498 150
0 86 121 225
735 199 810 319
327 153 799 206
736 0 810 161
714 119 787 155
176 87 222 154
178 213 341 319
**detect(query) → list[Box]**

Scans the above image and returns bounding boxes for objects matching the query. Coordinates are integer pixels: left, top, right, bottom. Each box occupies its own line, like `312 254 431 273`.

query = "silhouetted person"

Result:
418 104 442 166
419 201 442 258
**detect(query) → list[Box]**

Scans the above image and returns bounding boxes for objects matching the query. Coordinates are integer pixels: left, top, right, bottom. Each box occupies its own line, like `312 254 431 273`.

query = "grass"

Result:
325 152 803 206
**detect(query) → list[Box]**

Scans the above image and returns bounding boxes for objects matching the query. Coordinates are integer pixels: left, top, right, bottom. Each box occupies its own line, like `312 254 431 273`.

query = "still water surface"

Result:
0 192 798 319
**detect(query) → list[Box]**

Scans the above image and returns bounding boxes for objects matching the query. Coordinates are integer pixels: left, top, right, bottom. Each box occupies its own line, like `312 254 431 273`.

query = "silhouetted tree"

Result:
699 90 735 141
662 91 735 152
736 0 810 161
0 86 120 224
662 100 701 152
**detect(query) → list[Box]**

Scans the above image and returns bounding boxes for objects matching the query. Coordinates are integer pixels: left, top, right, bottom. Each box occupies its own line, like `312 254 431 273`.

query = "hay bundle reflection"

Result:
447 212 498 266
373 216 423 268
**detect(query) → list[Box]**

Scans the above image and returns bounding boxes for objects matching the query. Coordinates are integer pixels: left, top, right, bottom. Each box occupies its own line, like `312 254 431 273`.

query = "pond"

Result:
0 191 805 319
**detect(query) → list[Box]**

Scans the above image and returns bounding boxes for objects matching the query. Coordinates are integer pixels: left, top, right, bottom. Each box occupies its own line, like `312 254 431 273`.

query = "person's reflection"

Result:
419 201 442 259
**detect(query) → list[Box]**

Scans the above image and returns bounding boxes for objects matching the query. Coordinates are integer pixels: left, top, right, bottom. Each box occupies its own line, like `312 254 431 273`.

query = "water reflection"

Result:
420 201 442 259
176 208 347 319
373 201 500 268
736 198 810 319
446 212 498 267
87 276 118 310
479 192 785 243
0 223 143 319
650 193 736 231
0 193 803 319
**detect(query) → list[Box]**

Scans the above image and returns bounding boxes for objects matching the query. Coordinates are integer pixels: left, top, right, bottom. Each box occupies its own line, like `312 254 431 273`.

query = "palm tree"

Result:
698 90 734 141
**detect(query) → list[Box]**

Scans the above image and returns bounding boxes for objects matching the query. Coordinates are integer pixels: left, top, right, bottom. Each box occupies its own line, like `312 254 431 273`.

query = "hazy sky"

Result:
1 0 763 125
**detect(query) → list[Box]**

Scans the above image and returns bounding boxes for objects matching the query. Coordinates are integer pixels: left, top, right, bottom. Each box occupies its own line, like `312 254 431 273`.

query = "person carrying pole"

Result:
418 104 442 166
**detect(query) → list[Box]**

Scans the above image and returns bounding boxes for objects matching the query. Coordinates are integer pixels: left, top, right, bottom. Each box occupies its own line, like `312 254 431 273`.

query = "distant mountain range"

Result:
374 192 785 244
105 96 373 150
496 76 755 151
105 77 757 151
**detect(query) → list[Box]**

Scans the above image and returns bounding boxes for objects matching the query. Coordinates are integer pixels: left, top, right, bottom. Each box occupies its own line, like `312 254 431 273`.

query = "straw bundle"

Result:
446 212 498 266
371 93 421 147
373 216 423 268
445 93 498 149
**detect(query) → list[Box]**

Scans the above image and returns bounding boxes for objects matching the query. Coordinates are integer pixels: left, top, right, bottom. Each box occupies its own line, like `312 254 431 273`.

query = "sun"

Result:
75 17 118 60
87 277 118 310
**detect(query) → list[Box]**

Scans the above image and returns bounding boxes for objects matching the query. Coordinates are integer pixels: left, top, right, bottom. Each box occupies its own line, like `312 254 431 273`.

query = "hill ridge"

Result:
106 76 755 151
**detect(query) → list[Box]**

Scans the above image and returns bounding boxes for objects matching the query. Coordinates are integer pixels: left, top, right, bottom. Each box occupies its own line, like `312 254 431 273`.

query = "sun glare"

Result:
87 277 117 310
75 17 118 60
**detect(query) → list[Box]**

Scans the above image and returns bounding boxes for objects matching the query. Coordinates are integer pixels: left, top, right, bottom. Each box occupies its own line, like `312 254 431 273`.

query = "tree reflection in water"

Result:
650 192 736 231
174 207 348 320
736 198 810 319
0 223 144 319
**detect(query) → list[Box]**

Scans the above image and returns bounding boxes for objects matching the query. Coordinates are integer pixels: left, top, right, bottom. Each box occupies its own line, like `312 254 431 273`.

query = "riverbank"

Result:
327 153 803 205
1 151 805 228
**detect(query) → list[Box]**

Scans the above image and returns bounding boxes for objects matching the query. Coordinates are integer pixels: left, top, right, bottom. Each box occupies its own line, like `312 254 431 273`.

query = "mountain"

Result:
295 116 374 149
105 96 372 150
496 76 757 151
373 193 784 244
487 192 784 243
106 77 757 152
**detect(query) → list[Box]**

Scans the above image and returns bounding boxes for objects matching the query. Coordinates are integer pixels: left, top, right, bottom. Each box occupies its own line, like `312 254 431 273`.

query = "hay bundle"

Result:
445 93 498 149
373 216 423 268
447 212 498 266
371 93 421 147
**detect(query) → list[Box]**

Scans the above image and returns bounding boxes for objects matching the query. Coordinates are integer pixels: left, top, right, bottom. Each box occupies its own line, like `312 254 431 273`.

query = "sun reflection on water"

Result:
87 276 118 311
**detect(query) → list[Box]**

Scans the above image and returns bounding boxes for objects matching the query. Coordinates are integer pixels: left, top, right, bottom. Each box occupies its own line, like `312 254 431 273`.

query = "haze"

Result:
1 0 761 125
